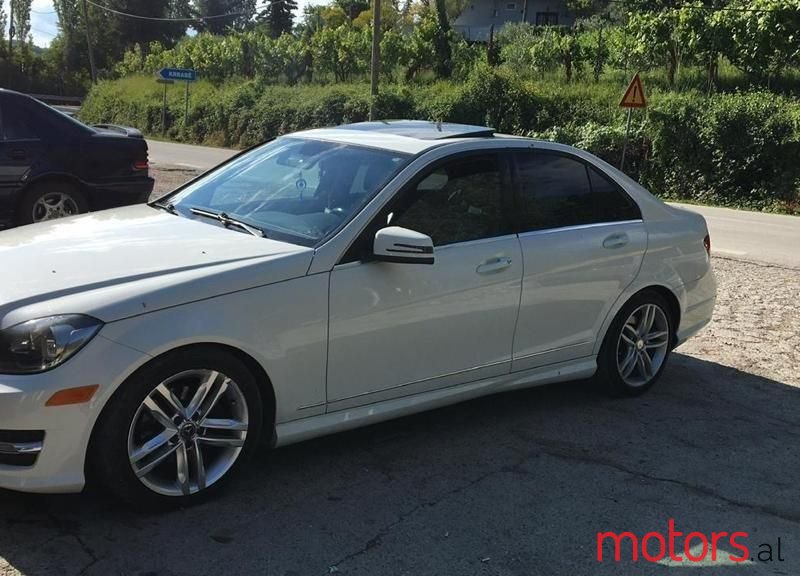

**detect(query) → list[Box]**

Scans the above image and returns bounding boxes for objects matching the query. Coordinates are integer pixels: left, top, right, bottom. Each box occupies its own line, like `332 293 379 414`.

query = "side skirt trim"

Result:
274 356 596 448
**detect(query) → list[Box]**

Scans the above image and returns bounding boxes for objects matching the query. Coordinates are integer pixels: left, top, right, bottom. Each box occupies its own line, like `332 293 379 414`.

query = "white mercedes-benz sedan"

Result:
0 121 715 505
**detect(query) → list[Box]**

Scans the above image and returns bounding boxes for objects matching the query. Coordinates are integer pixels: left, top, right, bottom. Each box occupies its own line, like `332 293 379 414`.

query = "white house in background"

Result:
453 0 576 41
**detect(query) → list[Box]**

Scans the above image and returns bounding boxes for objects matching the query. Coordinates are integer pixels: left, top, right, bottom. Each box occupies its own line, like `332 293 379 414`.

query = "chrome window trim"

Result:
517 219 644 238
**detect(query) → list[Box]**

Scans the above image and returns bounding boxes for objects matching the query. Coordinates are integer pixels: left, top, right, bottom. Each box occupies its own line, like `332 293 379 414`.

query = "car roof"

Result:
293 120 521 155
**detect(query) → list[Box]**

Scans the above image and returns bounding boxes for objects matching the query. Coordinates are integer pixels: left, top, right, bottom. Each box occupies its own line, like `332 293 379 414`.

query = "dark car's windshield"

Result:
167 137 410 247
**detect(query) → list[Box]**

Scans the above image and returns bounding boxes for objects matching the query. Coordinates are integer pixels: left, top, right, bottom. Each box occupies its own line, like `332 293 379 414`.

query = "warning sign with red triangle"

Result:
620 73 647 108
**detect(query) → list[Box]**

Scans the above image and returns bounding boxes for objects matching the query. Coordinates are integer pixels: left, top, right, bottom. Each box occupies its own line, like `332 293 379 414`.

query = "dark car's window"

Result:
169 137 409 247
390 154 505 246
2 101 46 140
514 151 640 232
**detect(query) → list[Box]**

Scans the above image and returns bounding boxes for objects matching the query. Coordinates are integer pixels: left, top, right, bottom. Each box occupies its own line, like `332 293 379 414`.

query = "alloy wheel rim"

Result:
32 192 80 222
616 303 670 387
127 369 249 497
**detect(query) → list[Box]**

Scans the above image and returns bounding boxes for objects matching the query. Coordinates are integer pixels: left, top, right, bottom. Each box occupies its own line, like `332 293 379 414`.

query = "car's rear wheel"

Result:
17 181 88 225
92 348 263 507
595 290 674 397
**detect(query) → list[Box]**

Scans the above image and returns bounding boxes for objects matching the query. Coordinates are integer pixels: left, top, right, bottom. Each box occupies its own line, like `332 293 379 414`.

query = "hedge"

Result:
80 69 800 213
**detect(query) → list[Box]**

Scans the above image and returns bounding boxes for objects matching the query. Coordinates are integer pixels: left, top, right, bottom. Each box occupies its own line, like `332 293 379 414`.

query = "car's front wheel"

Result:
92 347 263 507
595 290 674 397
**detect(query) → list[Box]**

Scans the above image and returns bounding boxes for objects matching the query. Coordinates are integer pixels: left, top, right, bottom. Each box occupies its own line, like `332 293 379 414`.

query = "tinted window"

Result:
2 102 45 140
514 152 639 231
587 165 641 221
515 152 594 230
391 154 504 246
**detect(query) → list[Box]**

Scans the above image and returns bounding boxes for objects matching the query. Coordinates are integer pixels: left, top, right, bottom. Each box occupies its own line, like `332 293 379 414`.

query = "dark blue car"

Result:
0 89 154 228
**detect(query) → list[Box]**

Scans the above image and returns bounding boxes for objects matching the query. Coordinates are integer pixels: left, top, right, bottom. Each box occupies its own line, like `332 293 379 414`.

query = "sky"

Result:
30 0 60 46
28 0 326 47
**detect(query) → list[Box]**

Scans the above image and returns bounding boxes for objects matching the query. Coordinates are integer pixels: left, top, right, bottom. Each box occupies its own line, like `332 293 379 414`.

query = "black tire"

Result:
594 290 675 397
91 347 264 508
16 181 88 225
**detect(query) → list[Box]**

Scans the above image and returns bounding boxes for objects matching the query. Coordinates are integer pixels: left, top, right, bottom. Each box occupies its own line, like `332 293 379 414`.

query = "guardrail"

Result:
28 93 84 106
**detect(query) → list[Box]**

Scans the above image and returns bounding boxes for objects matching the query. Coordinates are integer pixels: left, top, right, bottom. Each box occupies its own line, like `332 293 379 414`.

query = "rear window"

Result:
513 151 640 231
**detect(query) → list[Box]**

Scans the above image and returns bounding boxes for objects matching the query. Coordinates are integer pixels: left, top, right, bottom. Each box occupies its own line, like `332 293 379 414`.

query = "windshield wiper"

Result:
189 207 265 238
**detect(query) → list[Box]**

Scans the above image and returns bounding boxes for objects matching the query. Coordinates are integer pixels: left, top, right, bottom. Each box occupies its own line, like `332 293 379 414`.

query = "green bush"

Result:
80 72 800 213
645 91 800 211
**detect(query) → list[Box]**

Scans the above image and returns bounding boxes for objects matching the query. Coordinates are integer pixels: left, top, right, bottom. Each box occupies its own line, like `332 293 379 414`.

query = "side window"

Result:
390 154 504 246
515 152 595 230
587 165 642 221
514 152 640 232
2 101 44 140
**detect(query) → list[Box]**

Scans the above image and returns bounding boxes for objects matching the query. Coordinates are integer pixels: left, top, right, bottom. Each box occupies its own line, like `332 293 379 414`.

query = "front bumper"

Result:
0 334 148 493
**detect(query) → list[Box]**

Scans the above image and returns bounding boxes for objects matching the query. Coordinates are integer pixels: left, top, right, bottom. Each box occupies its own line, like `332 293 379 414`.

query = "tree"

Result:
107 0 192 52
258 0 297 38
0 2 6 53
717 0 800 84
194 0 256 34
578 15 610 82
675 3 726 91
626 8 681 86
431 0 452 78
10 0 33 45
333 0 368 20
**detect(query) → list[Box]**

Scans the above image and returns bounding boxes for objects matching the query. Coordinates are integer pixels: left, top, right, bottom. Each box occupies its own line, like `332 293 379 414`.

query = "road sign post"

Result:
156 68 197 134
619 72 647 172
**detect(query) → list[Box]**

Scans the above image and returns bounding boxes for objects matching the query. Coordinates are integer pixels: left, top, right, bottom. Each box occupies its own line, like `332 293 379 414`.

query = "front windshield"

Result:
167 137 410 247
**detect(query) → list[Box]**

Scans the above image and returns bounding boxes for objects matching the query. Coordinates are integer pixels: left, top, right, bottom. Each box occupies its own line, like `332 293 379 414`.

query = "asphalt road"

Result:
148 139 237 171
1 354 798 576
147 139 800 269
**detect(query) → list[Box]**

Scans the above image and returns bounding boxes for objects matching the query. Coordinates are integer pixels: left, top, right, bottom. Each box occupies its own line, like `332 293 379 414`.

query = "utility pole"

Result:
82 0 98 83
369 0 381 121
8 0 14 58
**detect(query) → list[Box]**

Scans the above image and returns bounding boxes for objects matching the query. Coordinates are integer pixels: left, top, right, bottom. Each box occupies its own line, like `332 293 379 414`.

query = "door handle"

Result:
9 149 27 161
476 256 513 274
602 233 630 249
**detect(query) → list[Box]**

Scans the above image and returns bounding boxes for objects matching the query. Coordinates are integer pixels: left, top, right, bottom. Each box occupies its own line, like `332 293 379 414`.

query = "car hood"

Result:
0 205 314 327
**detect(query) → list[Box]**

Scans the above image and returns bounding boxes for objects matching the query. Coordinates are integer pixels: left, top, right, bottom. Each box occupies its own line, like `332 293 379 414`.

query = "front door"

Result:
326 152 523 409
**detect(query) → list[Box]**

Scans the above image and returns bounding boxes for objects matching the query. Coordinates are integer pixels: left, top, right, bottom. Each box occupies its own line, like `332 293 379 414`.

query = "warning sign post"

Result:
619 73 647 171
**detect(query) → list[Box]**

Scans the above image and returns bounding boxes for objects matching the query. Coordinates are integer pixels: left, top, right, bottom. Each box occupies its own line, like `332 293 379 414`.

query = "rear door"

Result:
510 149 647 371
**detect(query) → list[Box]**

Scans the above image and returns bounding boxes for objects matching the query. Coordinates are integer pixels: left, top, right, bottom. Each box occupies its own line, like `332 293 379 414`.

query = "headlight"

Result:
0 315 103 374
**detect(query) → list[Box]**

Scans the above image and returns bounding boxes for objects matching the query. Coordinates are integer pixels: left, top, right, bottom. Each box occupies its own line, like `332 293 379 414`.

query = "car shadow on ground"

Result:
1 352 798 576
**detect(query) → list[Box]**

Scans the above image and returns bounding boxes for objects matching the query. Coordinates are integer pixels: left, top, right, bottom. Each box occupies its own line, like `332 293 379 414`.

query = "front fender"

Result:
100 274 329 425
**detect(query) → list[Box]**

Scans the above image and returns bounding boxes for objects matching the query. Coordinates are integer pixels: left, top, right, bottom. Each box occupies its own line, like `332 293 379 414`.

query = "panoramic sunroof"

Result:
336 120 495 140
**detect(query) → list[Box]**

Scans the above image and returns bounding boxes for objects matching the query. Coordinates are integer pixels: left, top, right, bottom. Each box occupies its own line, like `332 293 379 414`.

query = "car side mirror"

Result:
373 226 434 265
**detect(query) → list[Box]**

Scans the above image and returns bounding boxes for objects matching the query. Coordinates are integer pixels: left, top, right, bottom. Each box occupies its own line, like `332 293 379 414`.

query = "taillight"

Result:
133 160 149 171
703 233 711 256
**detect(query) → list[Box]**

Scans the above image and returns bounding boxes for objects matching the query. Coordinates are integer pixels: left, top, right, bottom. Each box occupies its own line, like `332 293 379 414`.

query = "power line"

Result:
84 0 249 22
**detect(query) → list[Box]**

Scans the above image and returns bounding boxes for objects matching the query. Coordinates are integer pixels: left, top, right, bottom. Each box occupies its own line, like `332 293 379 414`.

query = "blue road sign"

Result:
158 68 197 82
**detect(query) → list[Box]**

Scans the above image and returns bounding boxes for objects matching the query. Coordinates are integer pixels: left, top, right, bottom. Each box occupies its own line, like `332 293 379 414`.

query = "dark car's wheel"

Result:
91 347 264 508
17 181 88 225
595 290 674 397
